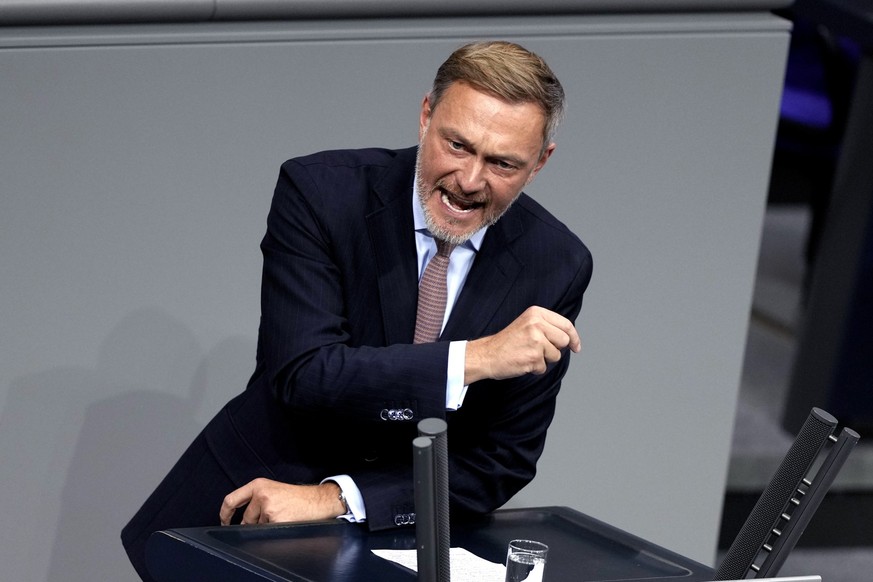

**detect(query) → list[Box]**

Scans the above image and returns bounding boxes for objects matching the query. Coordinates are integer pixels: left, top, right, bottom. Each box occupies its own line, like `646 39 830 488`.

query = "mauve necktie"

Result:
413 239 456 344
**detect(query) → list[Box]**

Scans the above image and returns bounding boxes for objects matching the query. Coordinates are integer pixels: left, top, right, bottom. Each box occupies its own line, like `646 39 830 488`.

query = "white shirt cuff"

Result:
322 474 367 523
446 340 470 410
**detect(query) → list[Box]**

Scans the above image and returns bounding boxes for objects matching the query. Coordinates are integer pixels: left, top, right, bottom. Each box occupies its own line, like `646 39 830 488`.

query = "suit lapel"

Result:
368 149 419 345
441 207 524 341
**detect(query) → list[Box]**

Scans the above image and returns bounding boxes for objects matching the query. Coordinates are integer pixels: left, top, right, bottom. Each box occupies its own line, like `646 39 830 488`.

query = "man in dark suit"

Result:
122 40 592 581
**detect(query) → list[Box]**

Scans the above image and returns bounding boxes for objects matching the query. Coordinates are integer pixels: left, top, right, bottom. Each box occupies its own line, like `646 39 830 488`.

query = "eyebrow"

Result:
487 152 527 169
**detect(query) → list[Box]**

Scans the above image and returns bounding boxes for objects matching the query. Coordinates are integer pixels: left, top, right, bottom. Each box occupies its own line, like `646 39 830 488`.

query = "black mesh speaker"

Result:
715 408 839 580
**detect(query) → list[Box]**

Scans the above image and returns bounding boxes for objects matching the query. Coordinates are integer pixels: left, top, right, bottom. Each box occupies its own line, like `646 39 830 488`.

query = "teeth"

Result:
442 193 475 213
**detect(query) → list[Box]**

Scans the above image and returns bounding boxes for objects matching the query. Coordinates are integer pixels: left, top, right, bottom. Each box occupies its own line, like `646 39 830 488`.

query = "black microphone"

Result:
414 418 451 582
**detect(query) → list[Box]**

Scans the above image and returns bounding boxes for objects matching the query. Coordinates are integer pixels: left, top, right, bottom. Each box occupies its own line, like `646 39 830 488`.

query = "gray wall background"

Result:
0 12 790 581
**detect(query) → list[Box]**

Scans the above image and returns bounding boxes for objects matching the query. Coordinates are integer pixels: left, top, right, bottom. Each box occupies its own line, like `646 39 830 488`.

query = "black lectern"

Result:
146 506 714 582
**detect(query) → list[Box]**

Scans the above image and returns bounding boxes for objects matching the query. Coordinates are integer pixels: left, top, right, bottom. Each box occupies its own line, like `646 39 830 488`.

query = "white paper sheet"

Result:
371 547 506 580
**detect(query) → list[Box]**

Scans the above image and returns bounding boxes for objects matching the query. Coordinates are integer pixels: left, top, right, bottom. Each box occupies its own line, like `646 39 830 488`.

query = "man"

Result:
122 40 592 581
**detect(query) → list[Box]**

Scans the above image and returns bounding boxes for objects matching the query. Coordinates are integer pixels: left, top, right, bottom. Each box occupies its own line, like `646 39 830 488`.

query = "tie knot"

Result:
435 238 456 258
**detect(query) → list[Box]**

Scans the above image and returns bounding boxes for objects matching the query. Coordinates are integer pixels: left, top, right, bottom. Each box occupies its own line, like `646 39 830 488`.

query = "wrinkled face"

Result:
415 81 555 244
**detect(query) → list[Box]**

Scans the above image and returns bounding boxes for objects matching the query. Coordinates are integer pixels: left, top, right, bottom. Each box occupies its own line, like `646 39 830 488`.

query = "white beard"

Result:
413 145 516 245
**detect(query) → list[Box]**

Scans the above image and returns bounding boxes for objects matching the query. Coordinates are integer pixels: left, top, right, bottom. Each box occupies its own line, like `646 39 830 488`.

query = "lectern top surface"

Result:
149 506 715 582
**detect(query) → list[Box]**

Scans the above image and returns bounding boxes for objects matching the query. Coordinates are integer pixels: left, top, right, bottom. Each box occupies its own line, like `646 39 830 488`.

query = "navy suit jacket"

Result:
203 146 592 530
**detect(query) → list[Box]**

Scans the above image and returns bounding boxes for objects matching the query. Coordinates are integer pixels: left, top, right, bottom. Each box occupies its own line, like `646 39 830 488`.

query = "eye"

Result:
494 159 517 171
449 140 464 150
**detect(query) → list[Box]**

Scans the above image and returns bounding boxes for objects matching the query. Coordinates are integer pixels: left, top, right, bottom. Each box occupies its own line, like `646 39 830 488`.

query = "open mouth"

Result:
440 188 485 214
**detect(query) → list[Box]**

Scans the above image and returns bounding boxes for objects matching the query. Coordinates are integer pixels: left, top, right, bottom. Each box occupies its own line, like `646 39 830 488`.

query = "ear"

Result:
526 142 556 185
419 93 432 141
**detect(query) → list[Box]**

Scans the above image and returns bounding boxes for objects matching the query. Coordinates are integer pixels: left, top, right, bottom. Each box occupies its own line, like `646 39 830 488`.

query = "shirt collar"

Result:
412 181 488 252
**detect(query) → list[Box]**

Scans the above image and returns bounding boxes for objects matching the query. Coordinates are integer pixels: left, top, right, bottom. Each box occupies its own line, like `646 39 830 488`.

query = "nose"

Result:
456 157 486 194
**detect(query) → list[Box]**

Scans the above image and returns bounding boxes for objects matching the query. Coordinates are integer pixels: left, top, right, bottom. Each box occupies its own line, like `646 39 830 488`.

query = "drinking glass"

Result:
505 539 548 582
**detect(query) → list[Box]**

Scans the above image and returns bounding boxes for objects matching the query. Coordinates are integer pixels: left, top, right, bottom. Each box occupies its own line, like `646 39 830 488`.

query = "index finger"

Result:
220 481 255 525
